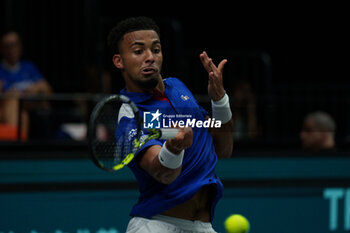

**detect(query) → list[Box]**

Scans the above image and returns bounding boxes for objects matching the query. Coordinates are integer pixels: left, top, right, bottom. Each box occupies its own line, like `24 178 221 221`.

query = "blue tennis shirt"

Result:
119 77 224 222
0 60 43 91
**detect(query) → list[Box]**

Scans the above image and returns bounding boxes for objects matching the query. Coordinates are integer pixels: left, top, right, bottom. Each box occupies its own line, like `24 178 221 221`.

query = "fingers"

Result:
200 51 217 74
218 59 228 73
200 51 227 100
200 51 212 73
174 127 193 145
208 71 215 84
166 127 193 153
200 51 227 76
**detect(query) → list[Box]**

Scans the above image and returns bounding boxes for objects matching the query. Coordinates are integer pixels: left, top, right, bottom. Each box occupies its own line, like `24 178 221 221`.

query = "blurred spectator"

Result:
300 111 336 152
85 64 112 94
231 79 260 140
0 30 52 140
54 64 113 141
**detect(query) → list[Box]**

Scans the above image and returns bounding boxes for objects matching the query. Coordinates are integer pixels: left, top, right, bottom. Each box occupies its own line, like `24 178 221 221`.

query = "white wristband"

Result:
158 142 184 169
211 93 232 124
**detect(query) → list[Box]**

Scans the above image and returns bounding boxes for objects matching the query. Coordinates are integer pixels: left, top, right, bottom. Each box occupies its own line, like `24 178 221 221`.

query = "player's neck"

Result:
125 76 165 94
154 78 165 93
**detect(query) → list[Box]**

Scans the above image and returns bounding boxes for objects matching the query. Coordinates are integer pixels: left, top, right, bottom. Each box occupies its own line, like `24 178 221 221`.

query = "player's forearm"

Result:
140 128 192 184
151 157 182 184
210 118 234 158
139 145 182 184
209 92 234 158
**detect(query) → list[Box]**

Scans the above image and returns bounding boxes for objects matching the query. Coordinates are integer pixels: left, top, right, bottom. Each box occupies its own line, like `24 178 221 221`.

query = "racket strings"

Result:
93 101 138 169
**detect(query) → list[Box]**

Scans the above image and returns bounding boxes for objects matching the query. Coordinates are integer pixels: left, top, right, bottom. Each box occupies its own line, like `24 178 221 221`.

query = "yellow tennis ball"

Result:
224 214 250 233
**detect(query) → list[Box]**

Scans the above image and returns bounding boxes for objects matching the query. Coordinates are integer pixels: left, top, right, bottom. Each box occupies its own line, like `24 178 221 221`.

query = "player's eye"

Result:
153 48 161 54
134 49 143 55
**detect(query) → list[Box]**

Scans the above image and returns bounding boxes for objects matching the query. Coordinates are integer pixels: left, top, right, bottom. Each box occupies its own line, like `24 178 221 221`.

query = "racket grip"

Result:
159 128 179 139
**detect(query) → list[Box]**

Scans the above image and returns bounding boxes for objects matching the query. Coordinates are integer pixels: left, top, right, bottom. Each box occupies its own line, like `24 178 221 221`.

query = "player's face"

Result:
300 118 323 150
114 30 163 91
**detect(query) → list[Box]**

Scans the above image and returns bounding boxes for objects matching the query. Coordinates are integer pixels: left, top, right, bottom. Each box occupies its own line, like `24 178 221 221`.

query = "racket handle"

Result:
159 128 179 139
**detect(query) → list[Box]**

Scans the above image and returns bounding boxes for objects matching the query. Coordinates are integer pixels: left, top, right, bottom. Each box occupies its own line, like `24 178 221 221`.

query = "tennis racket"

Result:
88 94 178 172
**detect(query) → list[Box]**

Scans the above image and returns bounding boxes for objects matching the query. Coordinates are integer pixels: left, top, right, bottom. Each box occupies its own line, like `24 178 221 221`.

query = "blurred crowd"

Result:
0 27 344 155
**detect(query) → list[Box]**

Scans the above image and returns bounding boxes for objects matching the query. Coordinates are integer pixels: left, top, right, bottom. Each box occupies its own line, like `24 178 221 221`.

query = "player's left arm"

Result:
200 51 234 158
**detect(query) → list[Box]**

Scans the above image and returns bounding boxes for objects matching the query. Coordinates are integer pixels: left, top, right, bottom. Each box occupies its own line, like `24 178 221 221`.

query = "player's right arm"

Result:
138 127 193 184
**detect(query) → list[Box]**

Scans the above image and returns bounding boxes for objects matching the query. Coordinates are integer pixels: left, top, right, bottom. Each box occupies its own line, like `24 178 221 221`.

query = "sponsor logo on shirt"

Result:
181 95 189 101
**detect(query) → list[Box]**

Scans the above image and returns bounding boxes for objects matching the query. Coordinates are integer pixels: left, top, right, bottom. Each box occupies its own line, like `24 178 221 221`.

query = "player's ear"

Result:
112 54 124 70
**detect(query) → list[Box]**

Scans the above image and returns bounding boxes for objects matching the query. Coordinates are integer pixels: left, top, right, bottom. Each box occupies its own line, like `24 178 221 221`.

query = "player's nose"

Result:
144 49 155 63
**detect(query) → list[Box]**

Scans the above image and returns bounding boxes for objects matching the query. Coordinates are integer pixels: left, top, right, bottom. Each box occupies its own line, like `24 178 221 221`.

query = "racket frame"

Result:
88 94 141 172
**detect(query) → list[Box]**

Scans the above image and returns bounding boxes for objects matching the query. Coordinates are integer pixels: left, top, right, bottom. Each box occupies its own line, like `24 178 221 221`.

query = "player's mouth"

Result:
141 66 157 76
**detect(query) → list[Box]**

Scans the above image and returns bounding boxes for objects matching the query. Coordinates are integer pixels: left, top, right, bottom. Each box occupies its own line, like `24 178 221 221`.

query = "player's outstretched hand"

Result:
165 127 193 154
199 51 227 101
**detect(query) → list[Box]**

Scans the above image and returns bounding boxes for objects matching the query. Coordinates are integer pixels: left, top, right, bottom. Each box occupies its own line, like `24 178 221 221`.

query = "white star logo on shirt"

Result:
151 109 162 122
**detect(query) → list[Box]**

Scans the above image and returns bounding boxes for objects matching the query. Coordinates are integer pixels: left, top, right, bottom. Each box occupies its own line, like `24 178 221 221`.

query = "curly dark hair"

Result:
107 16 160 55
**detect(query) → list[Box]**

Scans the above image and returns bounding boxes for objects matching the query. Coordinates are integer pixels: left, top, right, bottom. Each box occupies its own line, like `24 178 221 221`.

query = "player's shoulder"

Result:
117 103 134 123
164 77 188 89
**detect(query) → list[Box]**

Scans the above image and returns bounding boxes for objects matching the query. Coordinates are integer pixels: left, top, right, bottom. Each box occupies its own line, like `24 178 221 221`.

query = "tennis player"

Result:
108 17 234 233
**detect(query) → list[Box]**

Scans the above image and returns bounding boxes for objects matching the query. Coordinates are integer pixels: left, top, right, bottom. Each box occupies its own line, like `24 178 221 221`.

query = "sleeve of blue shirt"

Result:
116 111 163 169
